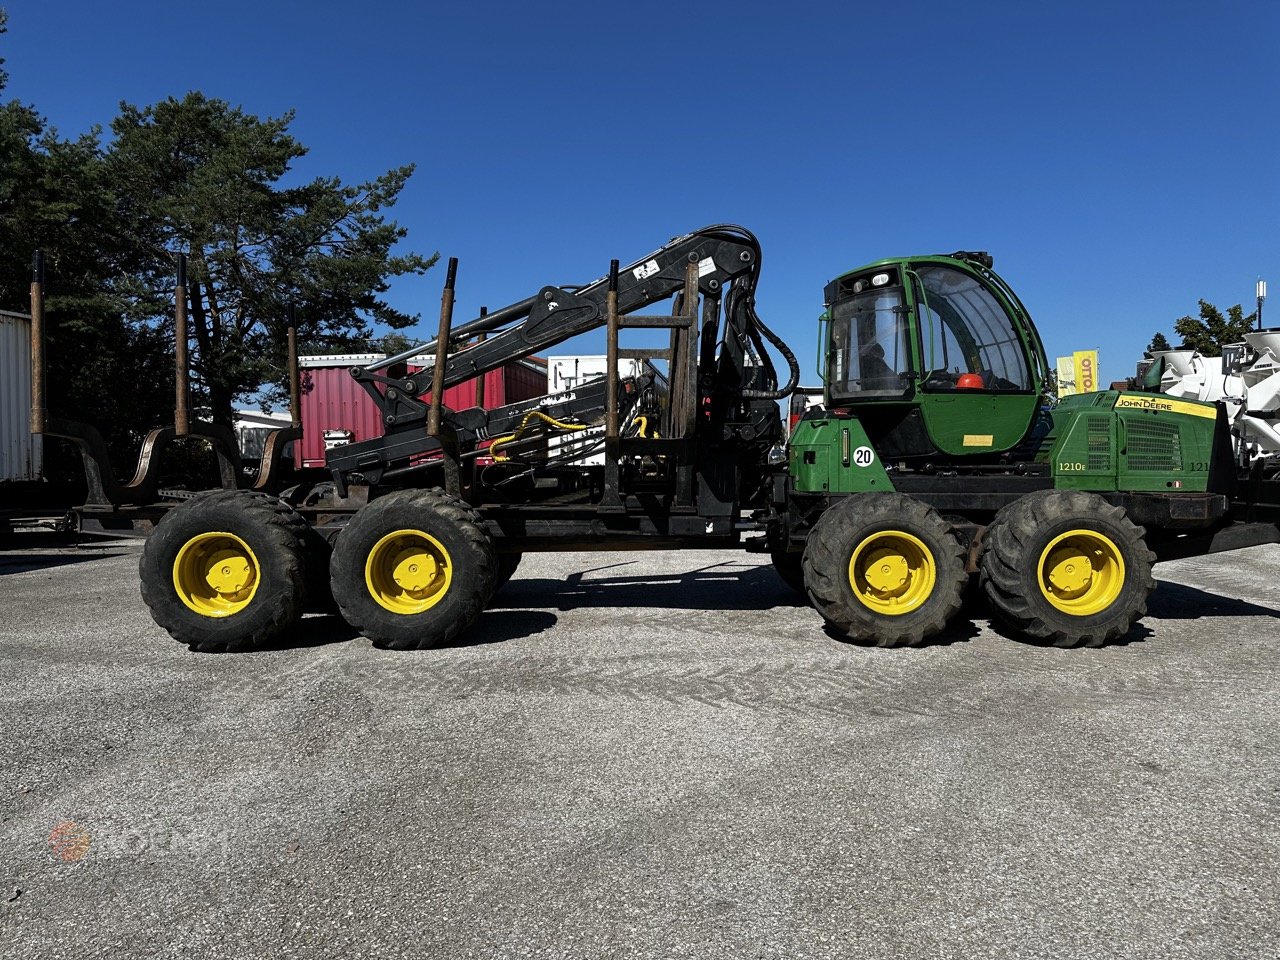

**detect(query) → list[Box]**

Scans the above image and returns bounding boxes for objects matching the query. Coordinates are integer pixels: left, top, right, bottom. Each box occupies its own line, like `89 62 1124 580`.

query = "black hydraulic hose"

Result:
697 225 797 401
745 310 775 380
741 310 799 400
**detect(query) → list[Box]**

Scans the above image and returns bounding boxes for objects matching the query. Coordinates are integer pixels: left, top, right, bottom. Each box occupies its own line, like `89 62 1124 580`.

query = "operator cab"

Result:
821 253 1050 458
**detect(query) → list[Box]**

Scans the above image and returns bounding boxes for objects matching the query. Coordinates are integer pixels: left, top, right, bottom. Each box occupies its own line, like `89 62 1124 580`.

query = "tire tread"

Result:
802 493 968 647
978 490 1156 647
139 489 308 652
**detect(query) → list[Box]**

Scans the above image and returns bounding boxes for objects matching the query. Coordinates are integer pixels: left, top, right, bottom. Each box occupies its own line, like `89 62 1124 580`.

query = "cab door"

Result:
908 263 1041 456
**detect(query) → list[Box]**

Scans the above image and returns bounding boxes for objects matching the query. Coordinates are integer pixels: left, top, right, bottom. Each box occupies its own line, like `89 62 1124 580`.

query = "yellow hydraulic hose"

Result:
489 410 586 461
634 416 660 439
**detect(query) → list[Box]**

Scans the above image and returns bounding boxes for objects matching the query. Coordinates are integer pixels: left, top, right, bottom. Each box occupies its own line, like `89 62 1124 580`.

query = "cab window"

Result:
915 265 1031 391
827 284 911 396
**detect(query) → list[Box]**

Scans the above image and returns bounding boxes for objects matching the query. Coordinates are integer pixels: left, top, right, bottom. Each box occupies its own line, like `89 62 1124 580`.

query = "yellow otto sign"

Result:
1113 395 1217 419
1073 350 1099 394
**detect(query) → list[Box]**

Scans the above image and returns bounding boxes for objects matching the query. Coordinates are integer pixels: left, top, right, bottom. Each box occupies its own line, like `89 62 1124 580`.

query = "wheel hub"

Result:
391 547 441 595
864 549 910 597
172 532 261 618
848 530 937 616
1037 529 1125 616
365 529 453 615
204 549 253 597
1046 548 1095 597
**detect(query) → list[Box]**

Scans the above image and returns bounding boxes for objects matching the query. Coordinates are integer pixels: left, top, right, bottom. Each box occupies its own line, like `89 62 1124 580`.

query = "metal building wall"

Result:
1 311 42 482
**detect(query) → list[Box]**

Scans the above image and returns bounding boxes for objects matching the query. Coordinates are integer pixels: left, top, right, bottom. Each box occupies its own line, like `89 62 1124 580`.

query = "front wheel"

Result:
979 490 1155 647
330 488 497 650
802 493 967 647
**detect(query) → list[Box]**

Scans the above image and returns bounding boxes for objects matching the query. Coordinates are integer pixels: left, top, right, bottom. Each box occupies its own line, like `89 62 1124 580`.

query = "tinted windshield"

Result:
828 285 910 396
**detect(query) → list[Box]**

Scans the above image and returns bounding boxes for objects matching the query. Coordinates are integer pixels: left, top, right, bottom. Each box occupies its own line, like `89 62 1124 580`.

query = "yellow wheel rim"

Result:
848 530 936 616
1037 529 1126 616
172 532 261 618
365 529 453 615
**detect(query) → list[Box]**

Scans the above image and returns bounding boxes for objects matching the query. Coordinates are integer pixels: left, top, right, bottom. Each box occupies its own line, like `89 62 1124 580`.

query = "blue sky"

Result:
4 0 1276 387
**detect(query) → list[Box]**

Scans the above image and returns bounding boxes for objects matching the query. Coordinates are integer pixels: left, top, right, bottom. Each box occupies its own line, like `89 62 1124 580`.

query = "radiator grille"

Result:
1087 416 1112 472
1125 418 1182 472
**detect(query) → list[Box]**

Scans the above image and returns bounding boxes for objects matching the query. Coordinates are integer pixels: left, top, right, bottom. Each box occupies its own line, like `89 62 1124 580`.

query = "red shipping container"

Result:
297 353 547 468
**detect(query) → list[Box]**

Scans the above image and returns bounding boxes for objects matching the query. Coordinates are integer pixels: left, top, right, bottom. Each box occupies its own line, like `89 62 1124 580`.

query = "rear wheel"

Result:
139 490 309 652
802 493 967 647
330 488 497 649
979 490 1154 647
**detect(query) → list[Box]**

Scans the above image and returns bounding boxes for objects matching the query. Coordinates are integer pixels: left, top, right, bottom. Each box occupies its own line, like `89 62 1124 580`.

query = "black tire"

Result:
494 552 523 592
802 493 967 647
979 490 1155 648
329 488 497 650
139 489 308 652
770 549 806 595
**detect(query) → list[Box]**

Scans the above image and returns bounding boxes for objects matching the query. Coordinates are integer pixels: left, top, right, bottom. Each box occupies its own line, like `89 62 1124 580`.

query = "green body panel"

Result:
791 391 1220 499
1046 394 1119 491
921 392 1042 456
789 418 893 494
1047 391 1219 493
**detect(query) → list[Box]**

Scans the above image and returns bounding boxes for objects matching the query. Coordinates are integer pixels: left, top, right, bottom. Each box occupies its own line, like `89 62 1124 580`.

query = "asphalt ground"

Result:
1 539 1278 959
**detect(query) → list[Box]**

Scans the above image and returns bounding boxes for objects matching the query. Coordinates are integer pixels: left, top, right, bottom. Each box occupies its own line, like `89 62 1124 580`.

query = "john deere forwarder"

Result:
136 226 1280 651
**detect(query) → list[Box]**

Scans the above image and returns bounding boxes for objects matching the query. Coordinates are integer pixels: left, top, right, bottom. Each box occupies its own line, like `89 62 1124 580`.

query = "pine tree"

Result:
107 93 435 424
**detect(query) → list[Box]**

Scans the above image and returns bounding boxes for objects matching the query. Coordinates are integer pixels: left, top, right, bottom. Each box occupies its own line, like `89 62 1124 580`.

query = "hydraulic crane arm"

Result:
351 225 798 428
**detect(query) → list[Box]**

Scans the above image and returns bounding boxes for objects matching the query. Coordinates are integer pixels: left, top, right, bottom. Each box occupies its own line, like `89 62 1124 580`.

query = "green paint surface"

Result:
921 393 1042 456
1048 391 1217 493
789 418 893 493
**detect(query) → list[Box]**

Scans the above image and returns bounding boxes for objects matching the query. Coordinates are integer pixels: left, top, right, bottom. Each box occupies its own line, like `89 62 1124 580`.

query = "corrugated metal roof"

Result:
298 353 386 369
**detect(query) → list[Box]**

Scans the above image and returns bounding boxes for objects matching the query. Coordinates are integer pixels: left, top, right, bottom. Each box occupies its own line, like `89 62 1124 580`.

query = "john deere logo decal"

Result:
1113 395 1216 420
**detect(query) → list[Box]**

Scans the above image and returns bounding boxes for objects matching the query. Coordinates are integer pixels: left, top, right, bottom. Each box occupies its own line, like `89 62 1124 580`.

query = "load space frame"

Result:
321 226 794 551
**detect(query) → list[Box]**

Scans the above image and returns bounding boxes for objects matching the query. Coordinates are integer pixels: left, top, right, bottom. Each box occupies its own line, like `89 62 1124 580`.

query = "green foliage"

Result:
0 8 8 90
1146 331 1171 354
0 15 172 469
3 13 434 477
1173 300 1256 357
374 331 420 356
107 92 436 423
